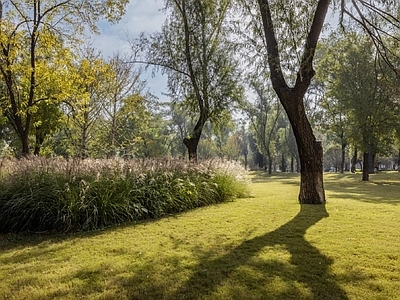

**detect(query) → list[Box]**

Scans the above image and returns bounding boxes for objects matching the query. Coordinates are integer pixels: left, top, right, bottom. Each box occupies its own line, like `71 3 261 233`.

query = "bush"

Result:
0 157 250 233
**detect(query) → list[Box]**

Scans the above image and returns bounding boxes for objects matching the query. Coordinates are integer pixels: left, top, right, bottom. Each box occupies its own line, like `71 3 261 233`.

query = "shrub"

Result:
0 157 250 233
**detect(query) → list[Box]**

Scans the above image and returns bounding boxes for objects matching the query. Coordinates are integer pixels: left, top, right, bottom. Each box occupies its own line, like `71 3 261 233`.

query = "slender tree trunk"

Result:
80 125 88 159
362 152 369 181
33 131 45 156
340 143 346 173
244 152 248 170
281 153 286 172
266 150 273 174
398 148 400 172
351 147 357 173
290 156 294 172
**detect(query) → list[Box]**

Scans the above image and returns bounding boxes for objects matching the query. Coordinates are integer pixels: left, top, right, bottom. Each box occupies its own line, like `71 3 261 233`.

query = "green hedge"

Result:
0 158 250 233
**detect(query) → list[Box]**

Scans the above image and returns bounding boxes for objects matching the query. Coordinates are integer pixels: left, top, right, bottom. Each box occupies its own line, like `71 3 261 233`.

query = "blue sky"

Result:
93 0 168 102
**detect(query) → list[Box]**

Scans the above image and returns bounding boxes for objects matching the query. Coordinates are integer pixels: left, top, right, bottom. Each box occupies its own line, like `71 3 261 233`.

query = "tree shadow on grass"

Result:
167 205 348 300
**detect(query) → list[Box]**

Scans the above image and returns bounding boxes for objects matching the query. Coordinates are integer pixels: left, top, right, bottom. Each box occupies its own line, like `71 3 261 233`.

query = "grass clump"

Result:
0 157 249 233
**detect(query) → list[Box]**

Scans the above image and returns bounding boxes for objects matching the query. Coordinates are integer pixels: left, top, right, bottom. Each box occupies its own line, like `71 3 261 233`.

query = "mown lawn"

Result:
0 171 399 299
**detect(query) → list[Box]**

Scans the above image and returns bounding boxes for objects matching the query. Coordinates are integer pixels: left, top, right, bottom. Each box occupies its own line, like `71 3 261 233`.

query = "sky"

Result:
92 0 168 101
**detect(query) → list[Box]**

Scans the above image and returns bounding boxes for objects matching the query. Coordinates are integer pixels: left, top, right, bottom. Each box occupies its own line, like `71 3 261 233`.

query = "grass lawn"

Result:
0 171 399 299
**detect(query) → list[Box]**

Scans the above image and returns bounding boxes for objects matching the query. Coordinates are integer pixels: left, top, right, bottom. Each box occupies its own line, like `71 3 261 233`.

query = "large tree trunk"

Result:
257 0 329 204
362 152 369 181
183 113 206 162
21 131 30 156
368 152 376 174
283 94 325 203
183 135 200 162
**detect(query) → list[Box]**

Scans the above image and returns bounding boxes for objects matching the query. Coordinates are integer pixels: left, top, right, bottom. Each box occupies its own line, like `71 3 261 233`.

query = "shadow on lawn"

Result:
324 174 400 205
0 206 351 299
125 205 349 300
171 205 347 300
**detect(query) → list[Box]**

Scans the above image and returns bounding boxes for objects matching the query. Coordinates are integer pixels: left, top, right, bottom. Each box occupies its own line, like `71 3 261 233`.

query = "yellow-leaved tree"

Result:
0 0 128 156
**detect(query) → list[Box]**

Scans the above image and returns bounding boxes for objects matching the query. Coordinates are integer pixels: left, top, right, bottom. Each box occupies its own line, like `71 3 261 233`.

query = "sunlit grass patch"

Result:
0 171 399 299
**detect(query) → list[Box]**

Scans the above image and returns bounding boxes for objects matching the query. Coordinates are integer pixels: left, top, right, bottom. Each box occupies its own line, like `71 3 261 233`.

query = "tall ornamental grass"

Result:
0 157 249 233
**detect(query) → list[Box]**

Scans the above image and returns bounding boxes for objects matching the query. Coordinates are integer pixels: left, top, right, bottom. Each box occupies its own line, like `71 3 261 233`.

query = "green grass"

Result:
0 171 399 299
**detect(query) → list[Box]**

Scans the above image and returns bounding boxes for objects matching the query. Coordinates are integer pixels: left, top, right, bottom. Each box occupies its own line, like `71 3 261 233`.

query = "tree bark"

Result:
368 152 375 174
340 143 346 173
33 131 45 156
362 152 369 181
183 111 205 162
398 148 400 172
351 147 357 173
281 153 287 172
257 0 329 204
285 94 325 203
183 135 200 162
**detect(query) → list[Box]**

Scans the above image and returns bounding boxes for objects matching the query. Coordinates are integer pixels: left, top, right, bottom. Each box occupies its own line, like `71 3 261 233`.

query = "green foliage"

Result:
0 158 249 233
317 31 400 157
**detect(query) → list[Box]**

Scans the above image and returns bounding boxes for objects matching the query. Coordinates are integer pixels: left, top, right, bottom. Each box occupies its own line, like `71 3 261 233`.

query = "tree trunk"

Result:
351 147 357 173
398 148 400 172
362 152 369 181
368 152 375 174
33 131 45 156
290 156 294 173
257 0 329 204
340 143 346 173
281 153 287 172
281 92 326 204
183 114 205 162
21 131 30 156
266 150 273 174
183 135 200 162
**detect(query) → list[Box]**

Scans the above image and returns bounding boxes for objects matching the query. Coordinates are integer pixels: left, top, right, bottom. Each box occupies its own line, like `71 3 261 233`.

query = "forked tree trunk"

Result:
257 0 329 204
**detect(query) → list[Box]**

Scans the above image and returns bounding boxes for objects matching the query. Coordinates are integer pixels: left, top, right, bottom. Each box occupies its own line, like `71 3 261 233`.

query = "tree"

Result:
252 0 329 203
139 0 243 161
63 46 113 158
100 53 148 158
244 79 281 174
318 32 399 181
0 0 128 156
242 0 400 202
